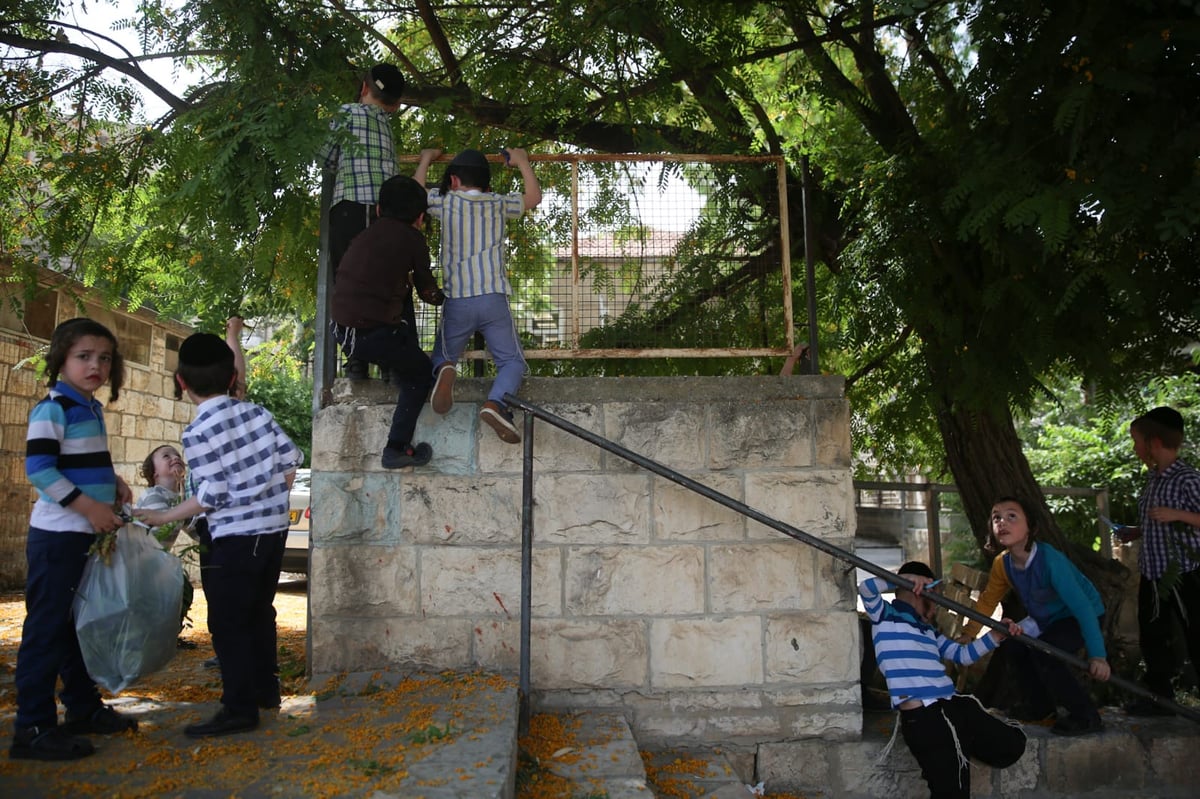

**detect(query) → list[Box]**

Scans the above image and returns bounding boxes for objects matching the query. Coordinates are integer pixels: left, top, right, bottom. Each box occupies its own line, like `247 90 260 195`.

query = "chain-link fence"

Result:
316 153 798 395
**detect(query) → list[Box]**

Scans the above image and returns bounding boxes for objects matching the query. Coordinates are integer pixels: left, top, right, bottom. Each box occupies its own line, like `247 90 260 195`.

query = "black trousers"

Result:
201 530 287 718
900 695 1026 799
1138 568 1200 696
1009 614 1103 723
328 200 377 277
333 322 433 449
14 528 103 728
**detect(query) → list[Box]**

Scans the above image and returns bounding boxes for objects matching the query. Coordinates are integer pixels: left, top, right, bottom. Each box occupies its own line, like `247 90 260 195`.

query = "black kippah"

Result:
1144 406 1184 433
179 333 233 367
898 561 936 580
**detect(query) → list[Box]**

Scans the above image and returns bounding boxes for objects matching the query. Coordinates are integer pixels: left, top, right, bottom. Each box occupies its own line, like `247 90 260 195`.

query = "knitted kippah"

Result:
179 333 233 367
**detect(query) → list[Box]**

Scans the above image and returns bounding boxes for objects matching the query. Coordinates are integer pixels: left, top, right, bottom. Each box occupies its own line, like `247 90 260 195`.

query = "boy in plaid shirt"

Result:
1123 406 1200 715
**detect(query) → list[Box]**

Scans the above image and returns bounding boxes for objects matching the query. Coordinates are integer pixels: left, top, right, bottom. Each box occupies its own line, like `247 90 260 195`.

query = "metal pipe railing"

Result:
506 394 1200 728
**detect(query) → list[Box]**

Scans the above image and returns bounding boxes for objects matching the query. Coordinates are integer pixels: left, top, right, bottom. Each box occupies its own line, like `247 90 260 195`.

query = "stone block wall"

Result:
310 374 862 745
0 280 193 589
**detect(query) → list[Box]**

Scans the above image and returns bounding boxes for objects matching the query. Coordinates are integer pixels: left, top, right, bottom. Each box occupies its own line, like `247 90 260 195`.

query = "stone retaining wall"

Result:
310 374 862 745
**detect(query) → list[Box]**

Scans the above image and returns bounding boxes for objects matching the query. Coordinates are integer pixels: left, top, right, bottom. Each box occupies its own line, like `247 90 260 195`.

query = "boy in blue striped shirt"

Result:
415 146 542 444
12 319 137 761
860 561 1026 798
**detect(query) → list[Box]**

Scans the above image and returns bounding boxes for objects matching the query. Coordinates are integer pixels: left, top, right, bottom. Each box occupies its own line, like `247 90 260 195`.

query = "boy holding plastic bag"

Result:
10 319 139 761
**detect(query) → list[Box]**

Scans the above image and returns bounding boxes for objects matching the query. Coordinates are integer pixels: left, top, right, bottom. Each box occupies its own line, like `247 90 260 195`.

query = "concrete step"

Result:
529 706 1199 798
757 708 1200 798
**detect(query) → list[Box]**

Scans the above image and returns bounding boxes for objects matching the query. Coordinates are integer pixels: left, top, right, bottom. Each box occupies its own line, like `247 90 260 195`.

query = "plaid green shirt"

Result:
318 103 397 205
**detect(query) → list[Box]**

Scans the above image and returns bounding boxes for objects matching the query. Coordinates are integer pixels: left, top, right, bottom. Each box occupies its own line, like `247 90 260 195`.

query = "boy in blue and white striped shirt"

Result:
860 561 1026 798
415 146 542 444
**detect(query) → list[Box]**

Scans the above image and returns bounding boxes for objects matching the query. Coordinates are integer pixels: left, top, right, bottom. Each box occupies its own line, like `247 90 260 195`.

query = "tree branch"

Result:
0 31 189 112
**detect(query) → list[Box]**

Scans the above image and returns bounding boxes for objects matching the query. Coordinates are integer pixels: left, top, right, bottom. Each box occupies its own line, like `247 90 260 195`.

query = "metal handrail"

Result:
506 394 1200 731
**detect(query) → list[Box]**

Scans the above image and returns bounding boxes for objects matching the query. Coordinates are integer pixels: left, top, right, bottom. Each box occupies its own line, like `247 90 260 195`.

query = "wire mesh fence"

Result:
396 153 796 376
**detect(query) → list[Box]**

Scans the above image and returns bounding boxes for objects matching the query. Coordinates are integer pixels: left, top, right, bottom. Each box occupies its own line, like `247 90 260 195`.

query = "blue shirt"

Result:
25 382 116 534
859 576 996 708
1003 542 1107 659
183 395 302 538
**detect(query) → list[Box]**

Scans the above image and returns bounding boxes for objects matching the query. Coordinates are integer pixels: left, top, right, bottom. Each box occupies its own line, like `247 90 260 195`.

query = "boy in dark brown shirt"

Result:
330 175 445 468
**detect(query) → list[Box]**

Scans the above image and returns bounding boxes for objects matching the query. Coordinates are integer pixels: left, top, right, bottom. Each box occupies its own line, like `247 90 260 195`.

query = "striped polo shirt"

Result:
26 382 116 534
859 576 997 708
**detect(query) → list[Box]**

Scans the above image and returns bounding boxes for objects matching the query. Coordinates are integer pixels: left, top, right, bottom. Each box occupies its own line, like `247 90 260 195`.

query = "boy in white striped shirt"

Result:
415 146 542 444
860 561 1026 798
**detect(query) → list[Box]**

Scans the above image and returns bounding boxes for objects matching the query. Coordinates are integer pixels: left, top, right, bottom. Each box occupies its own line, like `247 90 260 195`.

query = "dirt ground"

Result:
0 579 797 799
0 575 311 715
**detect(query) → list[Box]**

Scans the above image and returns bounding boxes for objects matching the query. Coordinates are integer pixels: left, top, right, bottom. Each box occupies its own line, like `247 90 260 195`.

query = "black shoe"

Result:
177 637 198 650
258 693 282 710
480 400 520 444
184 708 259 739
202 655 220 670
10 726 95 761
382 442 432 469
344 358 369 380
61 705 138 735
1051 714 1102 736
1125 697 1174 717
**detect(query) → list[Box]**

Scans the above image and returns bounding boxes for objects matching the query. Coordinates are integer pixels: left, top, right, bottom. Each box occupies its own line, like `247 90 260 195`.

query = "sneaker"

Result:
1050 714 1102 736
1124 696 1174 717
9 726 95 761
431 365 457 414
381 442 433 469
184 707 258 739
61 705 138 735
344 358 369 380
480 400 521 444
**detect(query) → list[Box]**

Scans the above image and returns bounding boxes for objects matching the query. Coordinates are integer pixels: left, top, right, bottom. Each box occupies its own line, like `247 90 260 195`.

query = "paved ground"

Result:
0 581 529 799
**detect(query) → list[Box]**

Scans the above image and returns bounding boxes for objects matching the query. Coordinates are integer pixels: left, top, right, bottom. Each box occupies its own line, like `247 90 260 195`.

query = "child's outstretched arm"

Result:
415 148 442 187
505 147 542 210
226 316 247 400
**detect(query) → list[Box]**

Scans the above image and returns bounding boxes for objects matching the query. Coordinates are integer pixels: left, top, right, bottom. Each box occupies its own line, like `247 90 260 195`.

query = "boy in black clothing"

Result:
330 174 445 468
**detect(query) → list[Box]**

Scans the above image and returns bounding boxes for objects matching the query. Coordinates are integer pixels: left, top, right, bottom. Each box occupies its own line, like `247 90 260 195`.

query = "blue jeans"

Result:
431 293 527 407
14 528 104 728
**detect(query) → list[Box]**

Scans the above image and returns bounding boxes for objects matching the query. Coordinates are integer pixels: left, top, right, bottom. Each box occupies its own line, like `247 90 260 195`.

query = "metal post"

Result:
518 410 535 736
800 154 819 373
926 485 943 577
313 167 337 413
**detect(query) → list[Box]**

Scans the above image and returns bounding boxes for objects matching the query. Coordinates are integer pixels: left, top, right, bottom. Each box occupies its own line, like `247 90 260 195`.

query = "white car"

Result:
282 468 310 574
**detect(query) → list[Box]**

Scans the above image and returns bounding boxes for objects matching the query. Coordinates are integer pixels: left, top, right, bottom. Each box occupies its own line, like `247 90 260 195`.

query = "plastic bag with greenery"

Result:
73 526 184 693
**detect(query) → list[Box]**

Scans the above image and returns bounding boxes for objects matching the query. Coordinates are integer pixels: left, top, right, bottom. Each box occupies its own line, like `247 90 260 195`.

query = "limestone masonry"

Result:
311 374 859 745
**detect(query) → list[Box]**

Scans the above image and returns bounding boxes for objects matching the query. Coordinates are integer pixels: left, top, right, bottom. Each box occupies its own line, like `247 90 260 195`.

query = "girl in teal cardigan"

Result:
990 496 1110 736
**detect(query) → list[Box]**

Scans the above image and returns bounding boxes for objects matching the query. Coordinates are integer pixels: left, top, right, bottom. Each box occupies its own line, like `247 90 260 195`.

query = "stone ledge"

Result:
757 709 1200 798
